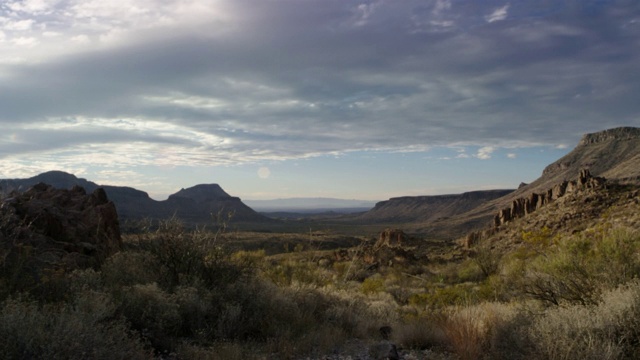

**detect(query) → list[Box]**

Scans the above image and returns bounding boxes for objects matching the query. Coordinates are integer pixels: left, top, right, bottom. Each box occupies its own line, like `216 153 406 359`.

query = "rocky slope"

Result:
414 127 640 238
515 127 640 197
0 171 271 225
464 173 640 254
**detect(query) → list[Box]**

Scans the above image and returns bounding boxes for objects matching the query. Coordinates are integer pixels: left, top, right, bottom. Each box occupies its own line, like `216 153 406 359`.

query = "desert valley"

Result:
1 127 640 359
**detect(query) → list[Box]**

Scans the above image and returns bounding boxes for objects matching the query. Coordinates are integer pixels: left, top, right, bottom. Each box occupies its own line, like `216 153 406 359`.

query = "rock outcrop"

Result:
465 169 606 248
374 228 406 250
493 169 605 228
0 183 122 283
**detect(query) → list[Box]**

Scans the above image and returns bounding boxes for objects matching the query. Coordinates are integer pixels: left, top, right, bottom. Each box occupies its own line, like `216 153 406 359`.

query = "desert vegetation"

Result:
2 219 640 358
2 182 640 359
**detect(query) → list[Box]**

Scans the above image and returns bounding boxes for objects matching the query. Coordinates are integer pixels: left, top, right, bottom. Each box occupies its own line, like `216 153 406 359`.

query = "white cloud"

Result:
352 3 377 27
432 0 452 16
5 19 36 31
42 31 61 37
12 36 39 47
485 4 510 23
507 153 517 159
476 146 495 160
6 0 60 14
71 34 91 44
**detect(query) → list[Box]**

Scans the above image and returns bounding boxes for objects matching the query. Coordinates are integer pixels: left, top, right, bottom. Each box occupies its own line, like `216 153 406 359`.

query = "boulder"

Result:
0 183 122 279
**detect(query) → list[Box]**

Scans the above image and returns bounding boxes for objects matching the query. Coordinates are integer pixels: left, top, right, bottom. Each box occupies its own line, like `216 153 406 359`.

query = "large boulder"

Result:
0 183 122 281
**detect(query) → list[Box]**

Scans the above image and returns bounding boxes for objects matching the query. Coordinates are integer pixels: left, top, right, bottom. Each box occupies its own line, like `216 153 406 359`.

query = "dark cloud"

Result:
1 0 639 165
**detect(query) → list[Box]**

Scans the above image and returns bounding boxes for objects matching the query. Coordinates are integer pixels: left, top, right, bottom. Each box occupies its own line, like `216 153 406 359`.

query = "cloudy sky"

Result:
1 0 639 201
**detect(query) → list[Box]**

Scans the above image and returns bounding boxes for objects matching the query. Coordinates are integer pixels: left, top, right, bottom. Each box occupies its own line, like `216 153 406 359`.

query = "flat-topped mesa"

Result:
579 127 640 146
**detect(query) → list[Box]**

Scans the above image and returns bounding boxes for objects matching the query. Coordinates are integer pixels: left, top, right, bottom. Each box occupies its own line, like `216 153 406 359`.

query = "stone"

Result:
0 183 122 275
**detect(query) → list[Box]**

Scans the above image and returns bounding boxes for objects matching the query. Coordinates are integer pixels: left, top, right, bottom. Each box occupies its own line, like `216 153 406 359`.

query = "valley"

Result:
1 127 640 359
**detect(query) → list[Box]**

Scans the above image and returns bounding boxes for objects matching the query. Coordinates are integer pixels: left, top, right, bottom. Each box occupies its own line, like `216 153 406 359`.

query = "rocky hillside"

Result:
415 127 640 238
516 127 640 197
465 172 640 254
0 171 271 225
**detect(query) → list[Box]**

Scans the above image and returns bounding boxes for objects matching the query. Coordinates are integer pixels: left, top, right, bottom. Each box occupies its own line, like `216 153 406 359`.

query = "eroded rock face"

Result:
492 169 605 228
374 228 406 250
467 169 607 248
0 183 122 273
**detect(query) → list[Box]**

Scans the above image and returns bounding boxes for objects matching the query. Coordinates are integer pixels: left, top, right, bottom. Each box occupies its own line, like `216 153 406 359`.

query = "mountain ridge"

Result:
0 171 270 224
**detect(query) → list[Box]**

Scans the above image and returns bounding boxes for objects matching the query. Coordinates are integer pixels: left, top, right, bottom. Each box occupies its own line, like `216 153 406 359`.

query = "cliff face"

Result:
578 127 640 146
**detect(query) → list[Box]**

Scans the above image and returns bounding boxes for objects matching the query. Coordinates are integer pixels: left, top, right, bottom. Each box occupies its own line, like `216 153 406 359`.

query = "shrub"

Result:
510 226 640 306
395 317 447 350
471 243 502 279
361 275 385 295
115 283 182 351
528 280 640 360
101 250 162 287
0 294 151 360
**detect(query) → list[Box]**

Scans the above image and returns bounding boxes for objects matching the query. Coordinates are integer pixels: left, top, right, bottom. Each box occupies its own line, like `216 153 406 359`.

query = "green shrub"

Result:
361 275 385 295
509 226 640 306
471 243 502 279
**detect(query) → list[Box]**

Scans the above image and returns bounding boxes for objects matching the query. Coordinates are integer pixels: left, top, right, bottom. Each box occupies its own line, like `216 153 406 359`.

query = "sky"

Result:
1 0 639 201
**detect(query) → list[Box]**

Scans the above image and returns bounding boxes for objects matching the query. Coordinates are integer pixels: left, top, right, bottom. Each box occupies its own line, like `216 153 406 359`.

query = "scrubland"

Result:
2 214 640 359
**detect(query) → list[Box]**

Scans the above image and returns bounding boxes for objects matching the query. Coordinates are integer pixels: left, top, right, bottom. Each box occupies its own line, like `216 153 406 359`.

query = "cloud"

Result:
507 153 517 159
5 19 36 31
0 0 639 173
476 147 495 160
485 4 510 23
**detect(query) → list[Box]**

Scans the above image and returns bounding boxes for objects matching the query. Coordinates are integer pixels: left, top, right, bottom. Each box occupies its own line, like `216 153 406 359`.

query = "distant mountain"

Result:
0 171 271 224
353 190 515 224
244 197 378 212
